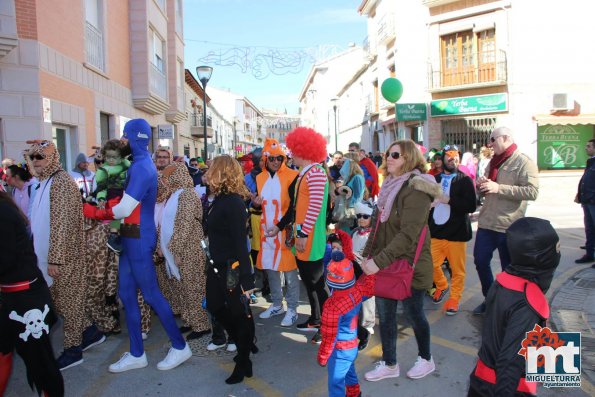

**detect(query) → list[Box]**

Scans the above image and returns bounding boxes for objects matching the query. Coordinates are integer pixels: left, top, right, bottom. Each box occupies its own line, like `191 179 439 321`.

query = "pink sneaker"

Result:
364 361 400 382
406 356 435 379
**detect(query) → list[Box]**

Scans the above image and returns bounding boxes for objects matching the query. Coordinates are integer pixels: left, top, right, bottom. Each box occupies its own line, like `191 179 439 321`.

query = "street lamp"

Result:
196 65 213 161
331 97 339 152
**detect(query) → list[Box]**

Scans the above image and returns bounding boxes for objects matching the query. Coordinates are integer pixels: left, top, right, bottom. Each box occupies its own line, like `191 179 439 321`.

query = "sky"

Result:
183 0 367 115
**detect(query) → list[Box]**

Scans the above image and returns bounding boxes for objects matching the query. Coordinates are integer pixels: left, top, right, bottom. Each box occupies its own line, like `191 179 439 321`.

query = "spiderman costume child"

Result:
317 248 375 397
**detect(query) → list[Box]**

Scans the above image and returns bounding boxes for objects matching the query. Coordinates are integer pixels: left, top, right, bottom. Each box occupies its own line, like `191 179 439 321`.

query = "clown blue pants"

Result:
118 237 185 357
327 347 359 397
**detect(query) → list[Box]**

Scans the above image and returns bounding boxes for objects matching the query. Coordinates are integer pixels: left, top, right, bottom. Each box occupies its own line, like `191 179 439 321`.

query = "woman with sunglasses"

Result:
361 139 441 382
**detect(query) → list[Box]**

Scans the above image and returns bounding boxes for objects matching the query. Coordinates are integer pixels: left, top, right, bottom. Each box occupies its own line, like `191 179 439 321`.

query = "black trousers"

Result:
0 279 64 397
211 304 255 366
296 258 329 324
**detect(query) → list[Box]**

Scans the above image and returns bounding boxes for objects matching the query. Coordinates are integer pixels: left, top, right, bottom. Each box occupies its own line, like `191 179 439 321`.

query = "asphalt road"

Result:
5 171 594 397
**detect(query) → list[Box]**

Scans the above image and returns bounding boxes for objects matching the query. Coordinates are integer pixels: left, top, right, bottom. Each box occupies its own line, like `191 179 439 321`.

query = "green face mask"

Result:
105 149 123 167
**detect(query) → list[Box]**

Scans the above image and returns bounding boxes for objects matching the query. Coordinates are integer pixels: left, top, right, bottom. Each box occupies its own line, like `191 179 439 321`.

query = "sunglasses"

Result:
268 155 284 163
490 137 496 143
29 154 45 161
356 214 371 219
388 151 401 159
442 144 460 152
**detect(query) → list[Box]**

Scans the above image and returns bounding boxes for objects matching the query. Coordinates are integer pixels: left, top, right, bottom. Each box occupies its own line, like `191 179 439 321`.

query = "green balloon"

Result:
381 78 404 103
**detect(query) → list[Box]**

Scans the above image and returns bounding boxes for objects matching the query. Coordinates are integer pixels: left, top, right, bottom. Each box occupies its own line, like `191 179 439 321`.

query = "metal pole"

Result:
202 82 208 161
333 105 338 152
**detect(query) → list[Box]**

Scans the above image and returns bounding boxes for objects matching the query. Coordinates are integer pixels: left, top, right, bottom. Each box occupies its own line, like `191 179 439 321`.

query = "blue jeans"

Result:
327 348 358 397
583 204 595 258
473 228 511 298
377 289 430 366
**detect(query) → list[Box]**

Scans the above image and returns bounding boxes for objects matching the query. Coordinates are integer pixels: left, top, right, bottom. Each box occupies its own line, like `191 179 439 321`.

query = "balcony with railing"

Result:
190 114 214 138
0 0 18 59
149 63 167 100
377 14 395 44
428 49 507 92
85 22 104 71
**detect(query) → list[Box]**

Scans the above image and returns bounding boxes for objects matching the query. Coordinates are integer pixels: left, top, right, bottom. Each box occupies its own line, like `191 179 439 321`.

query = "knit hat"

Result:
355 201 373 216
326 253 355 290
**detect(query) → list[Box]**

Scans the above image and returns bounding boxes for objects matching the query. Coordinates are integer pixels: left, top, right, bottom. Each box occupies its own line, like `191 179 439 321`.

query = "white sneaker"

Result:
364 361 400 382
157 344 192 370
108 352 148 373
259 304 285 319
141 332 148 340
226 343 237 352
280 308 298 327
406 356 435 379
207 342 226 351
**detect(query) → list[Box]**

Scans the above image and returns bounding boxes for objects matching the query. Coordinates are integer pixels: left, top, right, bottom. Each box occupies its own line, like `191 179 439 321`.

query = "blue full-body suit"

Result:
117 119 185 357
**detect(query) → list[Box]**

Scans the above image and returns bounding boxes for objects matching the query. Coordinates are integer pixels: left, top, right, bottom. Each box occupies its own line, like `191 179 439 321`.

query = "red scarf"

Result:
488 143 517 181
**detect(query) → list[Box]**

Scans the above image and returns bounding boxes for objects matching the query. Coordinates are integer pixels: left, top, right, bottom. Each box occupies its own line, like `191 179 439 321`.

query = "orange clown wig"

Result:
285 127 327 163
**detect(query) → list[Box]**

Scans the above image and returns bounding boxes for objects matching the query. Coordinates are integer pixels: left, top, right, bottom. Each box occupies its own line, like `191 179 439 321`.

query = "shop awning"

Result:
533 114 595 126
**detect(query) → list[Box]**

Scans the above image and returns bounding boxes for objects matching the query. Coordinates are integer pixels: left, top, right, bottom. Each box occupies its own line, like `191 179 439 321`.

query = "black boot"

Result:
225 358 252 384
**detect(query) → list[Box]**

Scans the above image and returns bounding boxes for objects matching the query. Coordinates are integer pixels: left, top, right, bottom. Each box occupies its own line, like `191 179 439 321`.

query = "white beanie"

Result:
355 200 373 216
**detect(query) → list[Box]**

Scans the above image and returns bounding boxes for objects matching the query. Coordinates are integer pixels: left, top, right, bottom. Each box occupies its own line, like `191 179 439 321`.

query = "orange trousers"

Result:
431 238 467 302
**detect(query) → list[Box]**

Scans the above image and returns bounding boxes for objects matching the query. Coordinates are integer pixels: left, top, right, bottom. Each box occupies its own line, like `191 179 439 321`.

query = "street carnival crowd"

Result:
1 119 593 397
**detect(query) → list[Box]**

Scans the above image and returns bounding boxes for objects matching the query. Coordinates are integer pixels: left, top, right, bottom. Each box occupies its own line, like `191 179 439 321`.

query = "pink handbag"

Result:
370 214 428 300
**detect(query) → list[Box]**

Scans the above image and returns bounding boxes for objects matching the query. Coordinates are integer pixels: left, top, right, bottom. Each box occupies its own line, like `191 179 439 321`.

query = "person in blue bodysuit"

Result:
84 119 191 373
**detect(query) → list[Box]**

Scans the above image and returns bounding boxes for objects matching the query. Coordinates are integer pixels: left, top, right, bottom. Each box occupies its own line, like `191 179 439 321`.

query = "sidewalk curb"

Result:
549 267 595 386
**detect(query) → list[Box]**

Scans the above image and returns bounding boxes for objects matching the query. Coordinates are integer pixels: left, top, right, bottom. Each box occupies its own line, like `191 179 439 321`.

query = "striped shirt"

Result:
300 165 327 235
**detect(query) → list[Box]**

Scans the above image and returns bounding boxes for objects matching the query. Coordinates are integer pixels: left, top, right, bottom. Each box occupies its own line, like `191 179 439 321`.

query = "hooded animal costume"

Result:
468 217 561 397
318 252 375 397
84 119 188 364
256 138 299 272
25 140 90 353
160 162 209 336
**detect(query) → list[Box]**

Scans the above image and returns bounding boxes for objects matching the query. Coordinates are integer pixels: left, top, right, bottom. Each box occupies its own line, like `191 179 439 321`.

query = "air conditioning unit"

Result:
552 93 574 112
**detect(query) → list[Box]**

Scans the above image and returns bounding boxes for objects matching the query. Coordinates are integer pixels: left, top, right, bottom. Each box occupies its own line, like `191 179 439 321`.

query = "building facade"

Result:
313 0 595 169
0 0 216 167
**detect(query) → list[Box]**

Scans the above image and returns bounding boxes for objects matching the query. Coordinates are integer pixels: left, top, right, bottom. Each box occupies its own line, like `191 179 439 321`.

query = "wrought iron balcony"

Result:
428 50 507 92
85 22 104 71
377 14 395 44
190 114 213 138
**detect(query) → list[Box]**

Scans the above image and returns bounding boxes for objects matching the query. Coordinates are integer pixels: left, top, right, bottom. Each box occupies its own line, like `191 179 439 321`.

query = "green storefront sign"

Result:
430 93 508 117
537 124 594 169
396 103 427 121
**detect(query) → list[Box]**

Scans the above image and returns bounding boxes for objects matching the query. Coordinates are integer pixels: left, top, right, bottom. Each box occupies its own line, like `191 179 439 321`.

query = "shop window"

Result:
441 117 496 154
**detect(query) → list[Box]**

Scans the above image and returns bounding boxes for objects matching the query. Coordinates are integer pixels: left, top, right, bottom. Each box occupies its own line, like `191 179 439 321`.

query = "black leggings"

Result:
296 258 329 324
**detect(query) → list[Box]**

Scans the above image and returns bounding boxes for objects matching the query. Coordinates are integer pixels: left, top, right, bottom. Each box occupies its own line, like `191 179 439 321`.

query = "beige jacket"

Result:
478 150 539 233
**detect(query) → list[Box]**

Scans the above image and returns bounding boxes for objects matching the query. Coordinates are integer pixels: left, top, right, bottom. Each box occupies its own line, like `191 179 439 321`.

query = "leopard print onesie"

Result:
161 163 209 333
25 140 90 349
84 218 120 333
